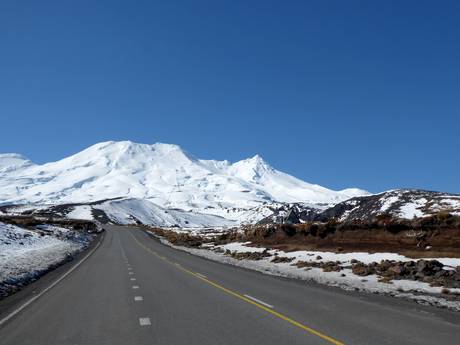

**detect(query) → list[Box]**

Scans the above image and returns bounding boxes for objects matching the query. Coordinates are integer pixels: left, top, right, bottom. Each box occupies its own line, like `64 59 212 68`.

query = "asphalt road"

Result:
0 225 459 345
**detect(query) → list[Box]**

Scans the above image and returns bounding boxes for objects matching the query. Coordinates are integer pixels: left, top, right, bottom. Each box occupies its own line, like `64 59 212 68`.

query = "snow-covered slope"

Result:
92 198 235 228
0 141 368 216
0 154 35 173
0 221 94 298
316 189 460 222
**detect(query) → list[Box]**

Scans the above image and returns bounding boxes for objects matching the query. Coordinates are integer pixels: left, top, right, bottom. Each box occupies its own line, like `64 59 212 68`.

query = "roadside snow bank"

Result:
0 222 94 298
213 244 460 268
150 234 460 311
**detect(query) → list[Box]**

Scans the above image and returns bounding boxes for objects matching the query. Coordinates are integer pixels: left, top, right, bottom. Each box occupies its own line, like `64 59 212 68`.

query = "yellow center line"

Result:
130 231 345 345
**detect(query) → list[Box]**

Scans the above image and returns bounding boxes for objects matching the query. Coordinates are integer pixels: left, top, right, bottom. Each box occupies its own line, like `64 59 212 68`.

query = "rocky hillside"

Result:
315 189 460 222
257 189 460 225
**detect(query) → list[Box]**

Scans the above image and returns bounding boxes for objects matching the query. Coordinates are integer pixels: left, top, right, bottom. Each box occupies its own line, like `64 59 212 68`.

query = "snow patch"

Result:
380 195 400 212
399 199 426 219
67 205 94 220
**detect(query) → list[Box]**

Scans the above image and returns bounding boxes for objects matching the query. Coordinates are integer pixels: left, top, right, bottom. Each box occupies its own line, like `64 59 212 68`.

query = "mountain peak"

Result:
235 154 270 168
0 153 31 160
0 141 368 208
0 153 35 173
62 140 192 166
87 140 184 153
248 154 265 164
228 154 273 182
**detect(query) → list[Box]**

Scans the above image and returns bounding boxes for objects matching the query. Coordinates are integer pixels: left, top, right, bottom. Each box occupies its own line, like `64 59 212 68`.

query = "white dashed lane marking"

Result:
139 317 151 326
243 294 274 309
132 285 139 289
129 272 134 275
134 296 143 301
130 278 136 281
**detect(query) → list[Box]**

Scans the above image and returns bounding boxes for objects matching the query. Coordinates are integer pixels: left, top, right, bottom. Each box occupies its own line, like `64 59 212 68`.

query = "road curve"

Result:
0 225 459 345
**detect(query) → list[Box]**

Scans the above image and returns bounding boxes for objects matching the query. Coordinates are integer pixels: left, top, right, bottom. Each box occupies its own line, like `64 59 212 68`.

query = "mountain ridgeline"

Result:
0 141 459 227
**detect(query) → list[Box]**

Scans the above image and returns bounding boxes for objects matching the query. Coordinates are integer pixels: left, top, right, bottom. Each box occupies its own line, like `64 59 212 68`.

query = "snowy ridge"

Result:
317 189 460 222
0 141 368 223
0 154 35 173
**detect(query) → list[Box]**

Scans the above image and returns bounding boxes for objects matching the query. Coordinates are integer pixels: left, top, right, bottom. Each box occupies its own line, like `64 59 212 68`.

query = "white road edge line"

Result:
134 296 143 301
195 273 207 279
243 294 274 309
0 233 104 327
139 317 151 326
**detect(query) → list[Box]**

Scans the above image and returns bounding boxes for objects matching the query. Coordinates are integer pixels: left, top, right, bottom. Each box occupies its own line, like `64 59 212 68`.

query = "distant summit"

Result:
0 140 369 213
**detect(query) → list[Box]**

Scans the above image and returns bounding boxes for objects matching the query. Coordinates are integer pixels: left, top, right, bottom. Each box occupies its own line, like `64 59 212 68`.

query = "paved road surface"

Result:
0 225 459 345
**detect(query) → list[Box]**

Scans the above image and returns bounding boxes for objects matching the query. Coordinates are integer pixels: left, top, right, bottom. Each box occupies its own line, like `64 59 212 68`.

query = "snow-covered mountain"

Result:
0 141 367 219
2 142 459 227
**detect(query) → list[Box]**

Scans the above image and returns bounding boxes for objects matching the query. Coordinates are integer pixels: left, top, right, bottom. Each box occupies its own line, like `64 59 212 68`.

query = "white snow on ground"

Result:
439 198 460 209
216 242 268 253
214 242 460 268
0 222 92 296
0 204 50 216
93 198 235 228
67 205 93 220
399 198 426 219
380 195 400 212
150 235 460 311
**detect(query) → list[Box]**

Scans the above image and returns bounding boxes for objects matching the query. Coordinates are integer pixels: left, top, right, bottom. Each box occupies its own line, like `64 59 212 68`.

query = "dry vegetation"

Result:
213 213 460 258
143 216 460 292
0 215 100 233
146 213 460 258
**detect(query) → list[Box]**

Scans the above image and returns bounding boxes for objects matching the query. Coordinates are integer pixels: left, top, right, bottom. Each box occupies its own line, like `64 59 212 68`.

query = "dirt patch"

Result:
224 249 271 261
270 255 295 263
293 260 343 272
145 227 208 248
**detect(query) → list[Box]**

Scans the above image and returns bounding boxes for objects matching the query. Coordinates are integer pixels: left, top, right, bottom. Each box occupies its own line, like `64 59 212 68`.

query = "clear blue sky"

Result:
1 1 459 194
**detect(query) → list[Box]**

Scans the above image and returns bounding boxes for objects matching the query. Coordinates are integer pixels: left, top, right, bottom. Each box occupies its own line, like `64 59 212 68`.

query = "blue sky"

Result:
1 1 459 193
